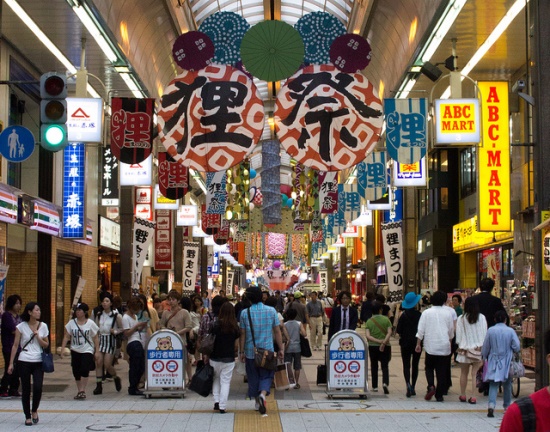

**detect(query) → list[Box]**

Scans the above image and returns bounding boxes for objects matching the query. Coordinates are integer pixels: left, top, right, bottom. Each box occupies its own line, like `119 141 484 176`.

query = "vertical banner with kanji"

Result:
110 97 154 164
101 146 119 206
363 151 387 201
157 152 188 200
206 171 227 214
225 271 235 294
384 98 428 164
381 221 404 303
155 210 172 270
318 171 338 214
319 270 328 294
132 217 156 295
182 242 200 292
63 142 85 238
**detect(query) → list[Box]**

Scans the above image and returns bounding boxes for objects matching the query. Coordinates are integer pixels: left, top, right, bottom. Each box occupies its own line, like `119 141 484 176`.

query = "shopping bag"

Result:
41 349 54 373
188 360 214 397
300 335 312 358
274 362 290 390
509 353 526 378
235 359 246 376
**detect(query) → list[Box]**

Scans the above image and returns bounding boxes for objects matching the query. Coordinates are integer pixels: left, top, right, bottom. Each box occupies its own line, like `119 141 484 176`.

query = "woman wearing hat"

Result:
60 303 100 400
396 292 422 397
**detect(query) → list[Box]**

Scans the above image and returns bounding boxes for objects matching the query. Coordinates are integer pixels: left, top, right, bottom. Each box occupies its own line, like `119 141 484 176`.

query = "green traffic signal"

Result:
40 72 68 151
41 124 68 152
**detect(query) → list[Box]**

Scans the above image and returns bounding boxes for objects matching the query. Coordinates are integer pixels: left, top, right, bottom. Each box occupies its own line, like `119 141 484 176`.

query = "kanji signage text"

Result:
63 142 85 238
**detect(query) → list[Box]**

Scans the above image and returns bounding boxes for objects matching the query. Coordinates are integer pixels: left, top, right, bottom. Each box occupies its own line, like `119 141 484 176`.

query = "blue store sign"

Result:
0 125 35 162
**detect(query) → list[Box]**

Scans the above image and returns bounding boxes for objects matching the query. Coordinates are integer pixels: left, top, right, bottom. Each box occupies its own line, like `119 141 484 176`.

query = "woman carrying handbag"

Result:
456 297 487 404
7 302 49 426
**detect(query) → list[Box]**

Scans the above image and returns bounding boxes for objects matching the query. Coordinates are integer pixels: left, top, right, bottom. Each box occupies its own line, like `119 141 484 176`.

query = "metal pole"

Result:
533 0 550 389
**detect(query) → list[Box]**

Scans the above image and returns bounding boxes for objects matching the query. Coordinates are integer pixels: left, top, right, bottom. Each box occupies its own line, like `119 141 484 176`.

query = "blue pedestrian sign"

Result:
0 126 35 162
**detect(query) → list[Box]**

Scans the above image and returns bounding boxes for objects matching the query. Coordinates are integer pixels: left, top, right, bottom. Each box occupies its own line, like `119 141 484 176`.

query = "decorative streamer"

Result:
262 140 282 225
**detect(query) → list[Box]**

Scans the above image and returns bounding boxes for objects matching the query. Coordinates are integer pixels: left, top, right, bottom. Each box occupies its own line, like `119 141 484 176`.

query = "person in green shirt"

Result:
365 302 393 394
452 294 463 317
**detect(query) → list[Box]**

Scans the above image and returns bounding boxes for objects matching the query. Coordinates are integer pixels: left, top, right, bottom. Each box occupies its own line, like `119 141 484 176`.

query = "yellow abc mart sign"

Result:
434 99 480 144
453 216 513 252
478 81 510 232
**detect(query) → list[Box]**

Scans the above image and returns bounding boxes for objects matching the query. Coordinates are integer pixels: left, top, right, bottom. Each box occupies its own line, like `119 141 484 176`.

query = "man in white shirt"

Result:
415 291 455 402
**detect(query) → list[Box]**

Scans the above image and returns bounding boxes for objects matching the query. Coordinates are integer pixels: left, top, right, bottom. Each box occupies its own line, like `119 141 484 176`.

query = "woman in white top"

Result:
7 302 49 426
456 297 487 404
122 297 148 396
60 303 100 400
93 294 123 395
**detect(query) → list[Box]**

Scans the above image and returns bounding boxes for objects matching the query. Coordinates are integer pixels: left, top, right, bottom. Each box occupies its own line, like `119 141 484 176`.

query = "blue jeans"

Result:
488 377 512 409
245 358 275 398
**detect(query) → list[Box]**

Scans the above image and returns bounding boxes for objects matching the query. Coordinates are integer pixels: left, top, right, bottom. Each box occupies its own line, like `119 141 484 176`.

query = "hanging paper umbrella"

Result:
275 64 383 171
158 64 265 172
295 11 346 65
198 11 250 65
172 31 215 71
240 20 304 82
330 33 372 73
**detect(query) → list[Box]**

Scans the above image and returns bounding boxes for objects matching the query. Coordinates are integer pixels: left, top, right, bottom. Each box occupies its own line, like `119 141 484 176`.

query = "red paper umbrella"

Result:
330 33 372 73
172 31 215 71
158 64 265 172
275 64 383 171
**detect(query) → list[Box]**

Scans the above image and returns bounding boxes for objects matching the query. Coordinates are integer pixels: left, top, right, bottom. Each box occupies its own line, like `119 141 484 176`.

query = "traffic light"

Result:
40 72 68 151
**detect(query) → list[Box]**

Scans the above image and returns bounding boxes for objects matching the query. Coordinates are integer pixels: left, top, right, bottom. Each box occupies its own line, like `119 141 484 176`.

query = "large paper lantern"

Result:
158 65 265 172
275 64 383 171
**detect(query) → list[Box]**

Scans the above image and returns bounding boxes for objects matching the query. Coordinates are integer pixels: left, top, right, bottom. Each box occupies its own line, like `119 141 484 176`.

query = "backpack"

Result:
515 396 536 432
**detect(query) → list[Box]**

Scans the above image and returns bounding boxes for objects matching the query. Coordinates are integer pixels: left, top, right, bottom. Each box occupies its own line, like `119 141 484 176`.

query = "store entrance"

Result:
55 253 82 350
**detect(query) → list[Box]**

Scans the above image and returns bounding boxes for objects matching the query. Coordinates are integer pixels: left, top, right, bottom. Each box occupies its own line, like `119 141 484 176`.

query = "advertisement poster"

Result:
328 330 367 389
146 330 185 389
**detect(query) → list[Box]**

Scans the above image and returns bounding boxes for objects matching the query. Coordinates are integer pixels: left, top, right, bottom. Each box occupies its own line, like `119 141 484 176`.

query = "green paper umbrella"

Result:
241 20 304 82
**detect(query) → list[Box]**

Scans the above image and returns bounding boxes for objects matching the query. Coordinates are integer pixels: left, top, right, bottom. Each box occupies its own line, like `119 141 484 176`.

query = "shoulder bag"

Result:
197 320 216 355
247 308 277 371
41 346 54 373
509 352 526 378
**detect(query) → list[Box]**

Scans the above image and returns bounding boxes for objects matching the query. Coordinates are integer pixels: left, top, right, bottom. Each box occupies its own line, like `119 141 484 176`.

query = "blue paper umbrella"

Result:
295 11 346 65
199 11 250 65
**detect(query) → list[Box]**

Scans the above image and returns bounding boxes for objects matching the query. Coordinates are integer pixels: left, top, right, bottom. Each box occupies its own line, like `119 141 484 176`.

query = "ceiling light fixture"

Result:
5 0 100 98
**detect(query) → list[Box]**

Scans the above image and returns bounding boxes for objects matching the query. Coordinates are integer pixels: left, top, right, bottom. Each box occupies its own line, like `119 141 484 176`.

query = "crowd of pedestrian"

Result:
1 278 547 427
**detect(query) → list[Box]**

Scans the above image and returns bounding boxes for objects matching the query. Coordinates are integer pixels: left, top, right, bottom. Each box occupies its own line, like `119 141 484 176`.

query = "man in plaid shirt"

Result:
239 286 284 415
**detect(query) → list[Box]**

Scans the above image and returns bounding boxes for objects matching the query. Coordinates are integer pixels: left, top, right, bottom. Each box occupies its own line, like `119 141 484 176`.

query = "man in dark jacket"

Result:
471 277 505 327
328 291 359 340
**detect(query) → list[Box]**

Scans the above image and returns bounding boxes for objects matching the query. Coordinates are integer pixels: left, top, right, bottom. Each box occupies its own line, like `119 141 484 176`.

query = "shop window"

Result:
440 150 448 172
440 187 449 210
460 147 476 197
418 189 429 218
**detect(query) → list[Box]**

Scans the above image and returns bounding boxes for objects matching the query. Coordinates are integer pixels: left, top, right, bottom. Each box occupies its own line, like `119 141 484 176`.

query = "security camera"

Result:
512 79 526 93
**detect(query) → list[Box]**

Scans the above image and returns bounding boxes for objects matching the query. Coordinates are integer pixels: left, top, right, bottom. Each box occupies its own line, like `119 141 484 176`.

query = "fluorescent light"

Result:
71 5 118 62
439 0 526 100
421 0 466 63
5 0 104 99
5 0 77 74
119 73 144 98
190 169 207 194
461 0 526 76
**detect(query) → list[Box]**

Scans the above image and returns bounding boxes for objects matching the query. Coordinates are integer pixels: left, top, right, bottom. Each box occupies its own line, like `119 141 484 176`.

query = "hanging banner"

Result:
132 218 156 295
111 97 154 164
157 152 188 200
318 171 338 214
202 204 221 235
63 142 86 239
0 264 10 317
226 271 235 294
384 98 428 164
206 171 227 214
477 81 511 231
101 146 119 206
381 221 404 303
262 139 282 225
393 158 427 187
340 184 361 221
319 270 328 293
134 186 153 221
155 210 172 270
182 241 200 291
363 151 387 201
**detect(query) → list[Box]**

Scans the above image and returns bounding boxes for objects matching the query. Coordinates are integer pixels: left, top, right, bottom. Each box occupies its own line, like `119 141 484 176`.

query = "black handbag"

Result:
248 309 277 371
198 320 216 355
41 348 54 373
300 334 312 358
188 360 214 397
